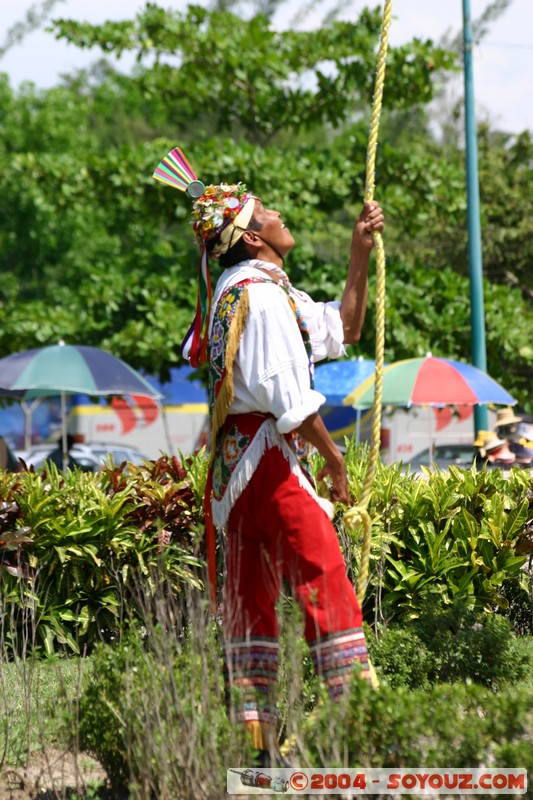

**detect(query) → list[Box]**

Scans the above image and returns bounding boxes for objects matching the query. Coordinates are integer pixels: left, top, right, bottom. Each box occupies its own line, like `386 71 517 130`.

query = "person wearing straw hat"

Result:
495 407 533 466
152 147 384 765
473 429 490 466
479 431 516 467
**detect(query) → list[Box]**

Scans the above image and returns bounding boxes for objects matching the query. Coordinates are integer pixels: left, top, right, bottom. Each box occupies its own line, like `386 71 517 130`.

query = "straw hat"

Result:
496 407 522 427
474 430 491 449
481 432 515 465
483 432 510 453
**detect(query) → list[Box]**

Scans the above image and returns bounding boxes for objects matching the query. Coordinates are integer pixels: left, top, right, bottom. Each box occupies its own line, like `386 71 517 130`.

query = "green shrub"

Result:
3 444 533 655
303 675 533 775
500 575 533 635
368 605 532 689
0 456 205 656
338 442 533 623
414 603 531 686
76 619 533 798
77 606 249 800
365 622 434 689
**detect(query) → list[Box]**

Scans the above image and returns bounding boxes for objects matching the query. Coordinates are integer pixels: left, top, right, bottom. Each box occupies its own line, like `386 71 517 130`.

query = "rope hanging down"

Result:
280 4 392 757
344 0 392 605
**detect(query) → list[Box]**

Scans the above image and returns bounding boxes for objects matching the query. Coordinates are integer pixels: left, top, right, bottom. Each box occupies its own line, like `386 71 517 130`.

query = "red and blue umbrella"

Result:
344 355 516 408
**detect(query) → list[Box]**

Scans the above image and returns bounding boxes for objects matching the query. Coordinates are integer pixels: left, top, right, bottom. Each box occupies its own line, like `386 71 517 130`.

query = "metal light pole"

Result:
462 0 488 433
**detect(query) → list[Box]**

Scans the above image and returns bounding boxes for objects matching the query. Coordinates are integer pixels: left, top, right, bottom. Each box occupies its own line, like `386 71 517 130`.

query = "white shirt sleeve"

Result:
291 289 346 362
230 282 327 433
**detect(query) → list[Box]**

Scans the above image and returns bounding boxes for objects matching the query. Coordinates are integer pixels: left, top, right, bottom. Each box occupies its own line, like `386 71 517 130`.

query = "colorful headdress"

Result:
153 147 255 366
192 183 255 257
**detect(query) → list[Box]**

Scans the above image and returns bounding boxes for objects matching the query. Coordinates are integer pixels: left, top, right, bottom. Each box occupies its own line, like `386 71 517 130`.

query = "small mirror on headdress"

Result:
187 180 206 199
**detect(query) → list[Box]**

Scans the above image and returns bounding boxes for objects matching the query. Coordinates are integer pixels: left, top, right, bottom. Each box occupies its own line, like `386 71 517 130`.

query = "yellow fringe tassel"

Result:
210 287 250 457
245 720 277 752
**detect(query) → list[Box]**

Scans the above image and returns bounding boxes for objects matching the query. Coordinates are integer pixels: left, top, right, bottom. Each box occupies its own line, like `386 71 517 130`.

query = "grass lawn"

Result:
1 655 89 767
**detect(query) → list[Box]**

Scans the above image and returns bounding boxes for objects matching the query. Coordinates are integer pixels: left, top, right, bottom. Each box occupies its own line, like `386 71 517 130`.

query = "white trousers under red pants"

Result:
222 442 372 728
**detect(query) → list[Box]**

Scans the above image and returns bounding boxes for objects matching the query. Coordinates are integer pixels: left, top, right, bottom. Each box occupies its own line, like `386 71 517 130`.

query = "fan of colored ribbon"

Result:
153 147 205 197
153 148 210 367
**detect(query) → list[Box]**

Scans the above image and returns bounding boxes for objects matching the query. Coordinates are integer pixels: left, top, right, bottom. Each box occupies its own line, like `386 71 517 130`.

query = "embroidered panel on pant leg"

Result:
309 627 372 697
224 637 279 725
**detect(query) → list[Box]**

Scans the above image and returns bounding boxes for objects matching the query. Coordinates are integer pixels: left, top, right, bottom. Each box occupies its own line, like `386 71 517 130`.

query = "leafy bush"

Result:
365 622 435 690
77 605 249 800
303 674 533 775
339 442 533 622
0 456 205 656
500 575 533 635
368 604 532 689
75 614 533 799
2 442 533 656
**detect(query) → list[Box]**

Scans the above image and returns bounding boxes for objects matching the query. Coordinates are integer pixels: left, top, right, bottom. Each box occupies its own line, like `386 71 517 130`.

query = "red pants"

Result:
222 443 371 726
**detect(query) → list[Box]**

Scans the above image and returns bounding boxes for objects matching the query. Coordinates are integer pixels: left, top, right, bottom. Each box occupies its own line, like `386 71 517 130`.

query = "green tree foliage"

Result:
0 0 65 60
0 2 531 404
51 4 452 142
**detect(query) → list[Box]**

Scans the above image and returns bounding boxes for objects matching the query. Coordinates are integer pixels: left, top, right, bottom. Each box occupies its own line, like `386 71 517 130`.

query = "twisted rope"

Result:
344 0 392 605
280 1 392 759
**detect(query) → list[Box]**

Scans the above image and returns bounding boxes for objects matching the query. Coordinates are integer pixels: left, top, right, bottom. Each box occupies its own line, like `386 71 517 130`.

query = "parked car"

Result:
18 441 150 471
405 444 475 472
75 443 149 468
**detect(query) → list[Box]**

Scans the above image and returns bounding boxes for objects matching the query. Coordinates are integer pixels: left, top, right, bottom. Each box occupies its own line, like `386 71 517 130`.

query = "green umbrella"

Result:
0 343 162 467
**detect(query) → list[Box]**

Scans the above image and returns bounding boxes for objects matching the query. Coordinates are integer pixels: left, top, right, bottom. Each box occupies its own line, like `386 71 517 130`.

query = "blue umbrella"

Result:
314 358 376 406
315 358 375 444
145 365 207 405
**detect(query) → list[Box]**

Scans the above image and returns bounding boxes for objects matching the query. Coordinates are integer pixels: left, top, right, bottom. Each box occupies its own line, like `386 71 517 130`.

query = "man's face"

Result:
251 199 295 258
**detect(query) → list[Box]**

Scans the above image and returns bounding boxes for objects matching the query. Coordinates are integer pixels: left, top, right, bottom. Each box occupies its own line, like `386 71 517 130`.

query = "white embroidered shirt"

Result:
210 259 345 434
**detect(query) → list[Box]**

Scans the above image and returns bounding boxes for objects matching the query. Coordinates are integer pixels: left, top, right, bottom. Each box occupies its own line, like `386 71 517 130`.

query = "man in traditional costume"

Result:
152 149 384 765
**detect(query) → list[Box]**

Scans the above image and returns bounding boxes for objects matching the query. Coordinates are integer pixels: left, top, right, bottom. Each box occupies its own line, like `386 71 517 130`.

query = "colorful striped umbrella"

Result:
344 355 516 409
0 343 162 467
0 344 161 399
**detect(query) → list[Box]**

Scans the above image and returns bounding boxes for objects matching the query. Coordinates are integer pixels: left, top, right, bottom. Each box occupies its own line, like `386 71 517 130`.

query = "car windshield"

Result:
90 448 146 465
406 445 474 470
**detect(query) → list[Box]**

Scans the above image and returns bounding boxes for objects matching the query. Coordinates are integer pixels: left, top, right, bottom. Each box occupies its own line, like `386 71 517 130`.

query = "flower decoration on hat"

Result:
152 147 254 366
192 183 251 249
